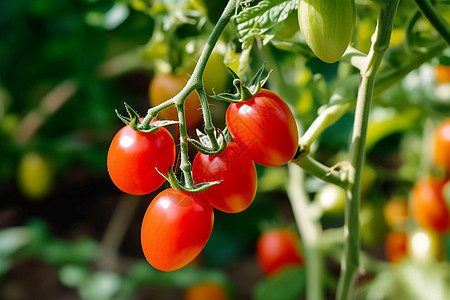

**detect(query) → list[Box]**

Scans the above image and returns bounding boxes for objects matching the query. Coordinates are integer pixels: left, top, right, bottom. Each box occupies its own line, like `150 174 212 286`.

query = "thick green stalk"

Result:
413 0 450 45
336 1 400 299
287 163 323 300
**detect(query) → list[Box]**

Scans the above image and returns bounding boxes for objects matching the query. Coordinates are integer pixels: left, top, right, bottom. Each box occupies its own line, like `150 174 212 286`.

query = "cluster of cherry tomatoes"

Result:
384 119 450 264
107 88 298 271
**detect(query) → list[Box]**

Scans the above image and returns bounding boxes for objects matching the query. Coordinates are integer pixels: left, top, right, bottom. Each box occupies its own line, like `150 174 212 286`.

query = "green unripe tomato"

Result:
17 152 53 200
298 0 356 63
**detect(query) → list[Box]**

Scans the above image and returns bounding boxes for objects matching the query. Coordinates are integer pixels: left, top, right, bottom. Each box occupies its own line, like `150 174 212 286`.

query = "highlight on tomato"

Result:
107 122 175 195
256 228 304 276
431 119 450 171
141 188 214 272
385 231 407 264
149 73 203 128
226 89 298 167
192 141 257 213
185 281 229 300
411 177 450 234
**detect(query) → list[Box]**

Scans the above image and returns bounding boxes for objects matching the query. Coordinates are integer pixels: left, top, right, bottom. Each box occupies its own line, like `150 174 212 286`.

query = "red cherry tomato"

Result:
432 119 450 171
141 188 214 271
256 228 304 276
385 231 407 263
226 89 298 167
107 122 175 195
411 177 450 234
192 142 257 213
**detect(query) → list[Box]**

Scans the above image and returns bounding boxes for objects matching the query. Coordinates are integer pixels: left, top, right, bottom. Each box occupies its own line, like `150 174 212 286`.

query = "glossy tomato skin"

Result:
432 119 450 170
256 229 304 276
411 177 450 234
141 188 214 272
107 123 175 195
192 142 257 213
385 231 407 263
149 74 202 128
226 89 298 167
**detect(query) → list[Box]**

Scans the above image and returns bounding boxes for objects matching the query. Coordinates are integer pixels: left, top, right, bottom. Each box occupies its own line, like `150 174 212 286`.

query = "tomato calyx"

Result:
157 167 222 193
188 128 228 155
211 63 272 103
115 102 178 133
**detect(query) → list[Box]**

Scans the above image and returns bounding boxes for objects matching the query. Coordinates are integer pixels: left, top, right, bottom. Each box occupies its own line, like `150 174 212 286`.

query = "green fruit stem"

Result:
336 1 400 300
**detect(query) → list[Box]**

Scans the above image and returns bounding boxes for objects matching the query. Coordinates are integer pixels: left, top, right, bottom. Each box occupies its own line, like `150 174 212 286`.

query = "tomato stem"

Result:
336 1 400 299
291 154 348 189
197 88 220 150
412 0 450 46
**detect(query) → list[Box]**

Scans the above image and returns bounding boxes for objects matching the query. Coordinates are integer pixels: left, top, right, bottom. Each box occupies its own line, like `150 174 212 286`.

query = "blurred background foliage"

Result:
0 0 450 299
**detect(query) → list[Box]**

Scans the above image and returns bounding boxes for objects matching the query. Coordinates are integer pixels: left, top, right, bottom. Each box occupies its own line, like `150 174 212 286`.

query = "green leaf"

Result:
254 267 306 300
235 0 298 45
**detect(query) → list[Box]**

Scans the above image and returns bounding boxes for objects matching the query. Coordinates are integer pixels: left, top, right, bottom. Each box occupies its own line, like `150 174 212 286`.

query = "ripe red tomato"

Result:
149 73 203 129
141 188 214 271
385 231 407 263
256 228 304 276
185 281 228 300
411 177 450 234
432 119 450 170
192 142 257 213
107 122 175 195
226 89 298 167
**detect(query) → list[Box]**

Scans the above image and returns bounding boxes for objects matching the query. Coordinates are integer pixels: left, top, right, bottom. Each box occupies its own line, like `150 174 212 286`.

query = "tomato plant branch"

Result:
287 163 324 300
291 154 348 189
413 0 450 45
336 1 400 299
374 40 447 94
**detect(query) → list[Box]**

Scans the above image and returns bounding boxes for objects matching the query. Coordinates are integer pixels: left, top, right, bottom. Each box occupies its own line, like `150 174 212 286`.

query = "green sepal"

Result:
187 128 228 155
115 102 178 133
210 63 272 103
156 168 222 193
